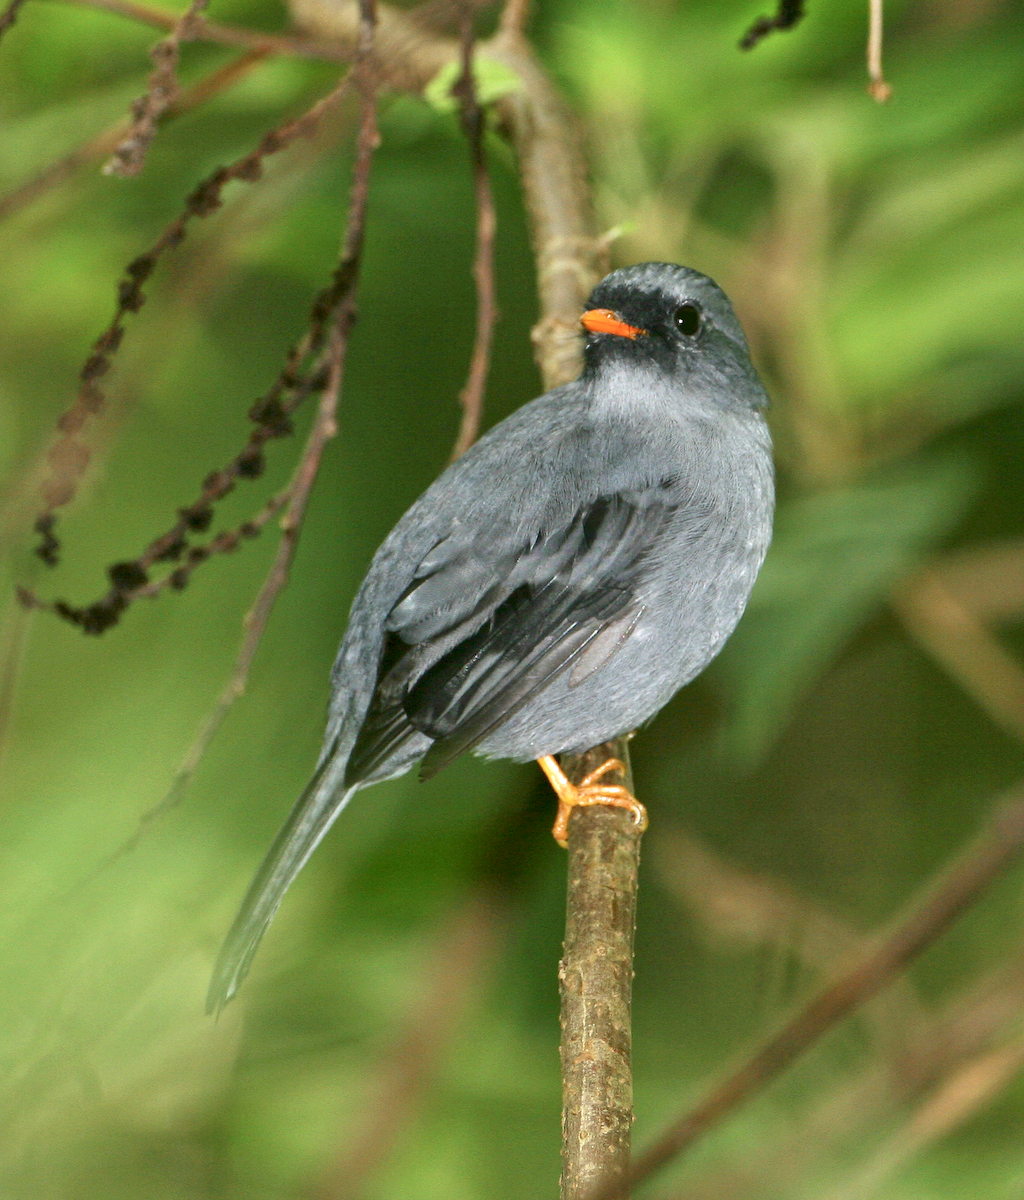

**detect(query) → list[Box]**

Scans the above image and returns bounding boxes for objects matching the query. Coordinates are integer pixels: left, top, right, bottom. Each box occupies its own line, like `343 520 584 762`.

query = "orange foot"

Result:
537 755 648 848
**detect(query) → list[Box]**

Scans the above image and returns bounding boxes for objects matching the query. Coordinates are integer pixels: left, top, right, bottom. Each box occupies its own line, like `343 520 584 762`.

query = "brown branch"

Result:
99 4 379 856
599 787 1024 1200
0 49 271 225
655 829 928 1053
103 0 210 177
291 1 606 389
867 0 892 102
24 64 359 602
0 0 28 43
739 0 806 50
560 742 642 1200
51 0 353 58
668 947 1024 1200
447 12 497 462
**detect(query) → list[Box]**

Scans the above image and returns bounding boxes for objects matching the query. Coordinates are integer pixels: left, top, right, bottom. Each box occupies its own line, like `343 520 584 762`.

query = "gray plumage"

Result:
208 263 774 1012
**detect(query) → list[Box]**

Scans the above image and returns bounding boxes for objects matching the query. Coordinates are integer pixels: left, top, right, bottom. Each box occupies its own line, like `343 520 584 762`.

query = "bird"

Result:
207 262 774 1013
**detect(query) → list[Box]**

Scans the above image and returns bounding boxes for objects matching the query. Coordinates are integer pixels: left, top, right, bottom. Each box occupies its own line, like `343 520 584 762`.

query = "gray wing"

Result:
346 484 677 783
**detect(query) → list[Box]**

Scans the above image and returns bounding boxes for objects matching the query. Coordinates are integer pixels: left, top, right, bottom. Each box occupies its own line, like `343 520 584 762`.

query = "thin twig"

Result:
50 0 353 58
739 0 806 51
0 0 29 43
560 742 642 1200
103 0 210 177
23 66 359 602
448 12 497 462
0 49 271 225
598 788 1024 1200
102 0 380 852
866 0 892 102
668 948 1024 1200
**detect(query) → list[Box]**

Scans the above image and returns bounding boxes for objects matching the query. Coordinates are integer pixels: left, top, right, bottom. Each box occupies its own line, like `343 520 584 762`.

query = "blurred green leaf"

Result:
423 56 522 114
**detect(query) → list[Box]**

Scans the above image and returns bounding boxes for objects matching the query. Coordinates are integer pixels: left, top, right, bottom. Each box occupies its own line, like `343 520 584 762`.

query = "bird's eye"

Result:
674 304 701 336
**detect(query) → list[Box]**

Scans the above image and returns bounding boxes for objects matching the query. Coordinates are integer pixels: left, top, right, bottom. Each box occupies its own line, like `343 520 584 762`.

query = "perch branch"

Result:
560 743 642 1200
599 787 1024 1200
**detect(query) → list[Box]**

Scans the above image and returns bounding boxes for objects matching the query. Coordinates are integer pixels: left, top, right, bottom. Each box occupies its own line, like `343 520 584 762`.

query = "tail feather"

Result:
207 742 357 1014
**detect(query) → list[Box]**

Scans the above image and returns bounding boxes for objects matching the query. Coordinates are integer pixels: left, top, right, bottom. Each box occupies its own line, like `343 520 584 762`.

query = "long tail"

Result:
207 741 357 1014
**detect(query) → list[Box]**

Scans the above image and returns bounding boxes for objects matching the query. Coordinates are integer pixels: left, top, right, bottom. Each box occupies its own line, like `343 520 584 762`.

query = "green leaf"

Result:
716 454 980 765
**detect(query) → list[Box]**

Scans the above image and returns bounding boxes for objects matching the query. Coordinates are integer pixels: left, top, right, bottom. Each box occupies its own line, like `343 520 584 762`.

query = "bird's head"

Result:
580 263 767 410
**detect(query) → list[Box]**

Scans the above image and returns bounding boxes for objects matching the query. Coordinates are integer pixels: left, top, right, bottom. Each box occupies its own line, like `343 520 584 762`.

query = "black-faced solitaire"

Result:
208 262 774 1012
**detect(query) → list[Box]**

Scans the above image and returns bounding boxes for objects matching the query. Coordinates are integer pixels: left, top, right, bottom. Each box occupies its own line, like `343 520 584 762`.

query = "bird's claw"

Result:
538 755 649 847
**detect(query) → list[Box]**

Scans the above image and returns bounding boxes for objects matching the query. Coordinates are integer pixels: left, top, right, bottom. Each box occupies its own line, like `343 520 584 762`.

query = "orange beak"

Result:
580 309 647 339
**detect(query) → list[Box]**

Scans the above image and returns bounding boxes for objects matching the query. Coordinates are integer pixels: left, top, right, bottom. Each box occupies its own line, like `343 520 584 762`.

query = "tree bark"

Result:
559 740 642 1200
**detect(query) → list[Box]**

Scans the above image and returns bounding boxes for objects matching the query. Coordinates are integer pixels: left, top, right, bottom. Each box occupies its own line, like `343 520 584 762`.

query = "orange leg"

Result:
537 755 648 848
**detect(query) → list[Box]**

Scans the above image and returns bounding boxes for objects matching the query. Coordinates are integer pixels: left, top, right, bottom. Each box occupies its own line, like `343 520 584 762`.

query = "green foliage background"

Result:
1 0 1024 1196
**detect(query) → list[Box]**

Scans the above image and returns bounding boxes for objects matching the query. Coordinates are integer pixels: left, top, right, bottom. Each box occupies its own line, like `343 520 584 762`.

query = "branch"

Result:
867 0 892 102
739 0 806 51
448 11 497 462
600 787 1024 1200
23 63 361 604
99 2 380 855
560 742 642 1200
51 0 353 58
291 0 606 389
103 0 210 177
0 49 271 225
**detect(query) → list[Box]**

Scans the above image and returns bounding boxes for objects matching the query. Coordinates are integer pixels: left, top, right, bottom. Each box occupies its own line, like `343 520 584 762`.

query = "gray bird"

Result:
207 262 774 1012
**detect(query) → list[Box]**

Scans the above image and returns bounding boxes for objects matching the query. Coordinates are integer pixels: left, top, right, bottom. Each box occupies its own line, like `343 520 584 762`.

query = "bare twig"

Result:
0 0 29 43
560 743 642 1200
50 0 353 58
288 0 606 389
23 64 360 603
739 0 806 50
667 951 1024 1200
103 0 210 177
448 12 497 462
103 2 379 848
0 49 271 225
867 0 892 102
656 829 928 1052
0 593 34 782
598 788 1024 1200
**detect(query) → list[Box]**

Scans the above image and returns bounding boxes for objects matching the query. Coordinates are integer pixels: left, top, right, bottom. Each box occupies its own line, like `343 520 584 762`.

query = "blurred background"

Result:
2 0 1024 1196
